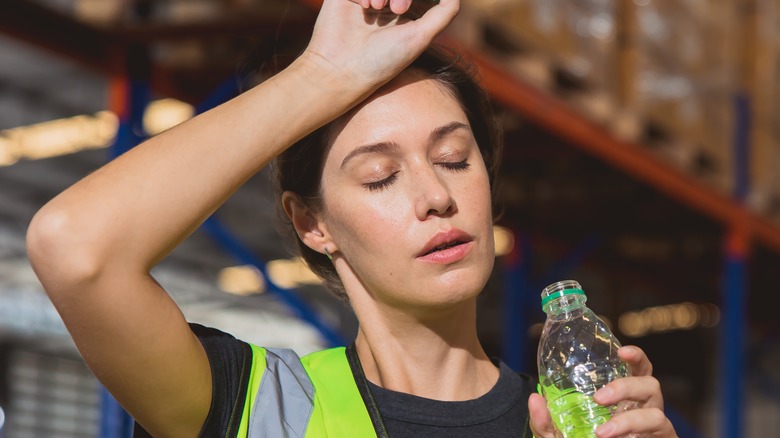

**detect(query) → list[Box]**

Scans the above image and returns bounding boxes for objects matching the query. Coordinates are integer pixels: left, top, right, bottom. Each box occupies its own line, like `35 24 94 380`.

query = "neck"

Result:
352 298 499 401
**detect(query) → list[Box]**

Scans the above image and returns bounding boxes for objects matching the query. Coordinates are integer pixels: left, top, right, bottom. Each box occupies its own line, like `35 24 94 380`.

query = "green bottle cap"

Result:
540 280 585 309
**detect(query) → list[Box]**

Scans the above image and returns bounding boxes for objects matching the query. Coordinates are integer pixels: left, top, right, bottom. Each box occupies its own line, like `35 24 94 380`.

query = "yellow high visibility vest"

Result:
236 346 377 437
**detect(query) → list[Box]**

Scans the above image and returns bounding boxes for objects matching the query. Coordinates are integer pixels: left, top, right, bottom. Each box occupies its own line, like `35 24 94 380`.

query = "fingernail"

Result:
595 387 612 402
596 422 614 437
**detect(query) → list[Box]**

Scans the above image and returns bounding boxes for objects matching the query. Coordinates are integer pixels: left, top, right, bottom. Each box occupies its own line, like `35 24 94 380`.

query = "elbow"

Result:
26 205 104 293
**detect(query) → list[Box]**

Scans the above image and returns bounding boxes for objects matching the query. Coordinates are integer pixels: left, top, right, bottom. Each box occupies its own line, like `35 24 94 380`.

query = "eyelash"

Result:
364 172 399 191
442 159 471 172
363 159 471 192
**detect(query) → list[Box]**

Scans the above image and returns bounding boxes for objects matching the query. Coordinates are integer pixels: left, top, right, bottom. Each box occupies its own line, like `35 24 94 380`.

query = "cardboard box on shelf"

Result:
467 0 743 195
472 0 617 94
627 0 736 194
745 0 780 221
749 84 780 222
749 127 780 219
467 0 623 134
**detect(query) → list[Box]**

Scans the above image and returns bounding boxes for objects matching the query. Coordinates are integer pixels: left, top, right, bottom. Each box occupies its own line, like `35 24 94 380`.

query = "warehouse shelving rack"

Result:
2 0 777 436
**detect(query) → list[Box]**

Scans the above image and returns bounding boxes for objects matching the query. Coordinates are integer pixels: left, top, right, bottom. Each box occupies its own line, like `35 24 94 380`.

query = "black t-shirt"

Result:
369 362 534 437
180 324 535 437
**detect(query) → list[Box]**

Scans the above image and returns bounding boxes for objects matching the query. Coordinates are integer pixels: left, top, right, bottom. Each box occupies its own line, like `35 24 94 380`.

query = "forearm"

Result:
28 55 361 280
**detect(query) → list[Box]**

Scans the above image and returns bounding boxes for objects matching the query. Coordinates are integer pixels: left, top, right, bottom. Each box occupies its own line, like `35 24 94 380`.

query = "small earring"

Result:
324 248 333 261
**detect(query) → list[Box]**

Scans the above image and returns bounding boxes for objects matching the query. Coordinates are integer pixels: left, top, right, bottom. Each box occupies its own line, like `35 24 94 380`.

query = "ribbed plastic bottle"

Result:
537 280 630 438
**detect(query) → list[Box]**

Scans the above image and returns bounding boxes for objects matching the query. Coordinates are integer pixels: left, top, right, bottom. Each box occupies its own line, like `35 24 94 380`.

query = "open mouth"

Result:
417 228 474 261
423 240 466 256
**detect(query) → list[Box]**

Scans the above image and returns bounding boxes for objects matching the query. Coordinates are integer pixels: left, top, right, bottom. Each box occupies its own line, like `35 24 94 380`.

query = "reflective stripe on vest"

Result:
248 348 315 437
242 346 376 438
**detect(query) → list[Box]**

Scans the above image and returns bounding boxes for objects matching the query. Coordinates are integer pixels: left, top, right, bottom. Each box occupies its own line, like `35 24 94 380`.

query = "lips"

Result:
417 228 473 258
423 241 462 256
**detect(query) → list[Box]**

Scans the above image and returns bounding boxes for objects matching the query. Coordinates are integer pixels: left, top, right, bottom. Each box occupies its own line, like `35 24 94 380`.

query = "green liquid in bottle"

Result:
541 383 612 438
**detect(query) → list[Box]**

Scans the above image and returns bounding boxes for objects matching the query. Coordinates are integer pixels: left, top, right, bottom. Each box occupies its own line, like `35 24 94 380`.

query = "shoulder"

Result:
300 346 355 393
301 345 347 369
189 323 261 378
190 323 247 349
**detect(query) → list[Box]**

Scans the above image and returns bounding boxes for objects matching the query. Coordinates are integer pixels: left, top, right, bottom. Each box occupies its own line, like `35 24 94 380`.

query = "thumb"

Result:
528 393 555 437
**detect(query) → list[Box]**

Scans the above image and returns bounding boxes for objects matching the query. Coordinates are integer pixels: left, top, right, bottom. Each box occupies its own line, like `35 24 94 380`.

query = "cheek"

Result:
324 190 413 256
456 166 493 221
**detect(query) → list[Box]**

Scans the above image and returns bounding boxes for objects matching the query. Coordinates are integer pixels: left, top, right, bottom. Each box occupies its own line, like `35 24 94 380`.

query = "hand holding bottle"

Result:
594 346 675 437
529 281 677 437
529 344 677 437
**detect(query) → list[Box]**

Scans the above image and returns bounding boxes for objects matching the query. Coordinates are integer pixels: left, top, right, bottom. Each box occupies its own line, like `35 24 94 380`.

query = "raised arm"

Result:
25 0 459 436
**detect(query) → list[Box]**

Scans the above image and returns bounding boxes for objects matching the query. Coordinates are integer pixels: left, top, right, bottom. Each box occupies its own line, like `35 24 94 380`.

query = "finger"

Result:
388 0 412 15
593 376 663 409
619 345 653 376
369 0 388 10
403 0 459 43
595 407 675 438
528 393 556 438
343 0 370 8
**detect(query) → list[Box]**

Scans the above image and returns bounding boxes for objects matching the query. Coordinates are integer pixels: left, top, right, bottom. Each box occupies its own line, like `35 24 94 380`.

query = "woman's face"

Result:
319 73 495 312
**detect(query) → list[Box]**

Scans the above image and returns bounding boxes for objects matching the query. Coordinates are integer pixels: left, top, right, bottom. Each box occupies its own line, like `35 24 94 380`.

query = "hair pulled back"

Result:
273 46 503 301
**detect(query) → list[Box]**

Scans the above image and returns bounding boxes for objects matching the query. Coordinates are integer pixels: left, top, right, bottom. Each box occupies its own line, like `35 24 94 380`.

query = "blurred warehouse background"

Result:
0 0 779 436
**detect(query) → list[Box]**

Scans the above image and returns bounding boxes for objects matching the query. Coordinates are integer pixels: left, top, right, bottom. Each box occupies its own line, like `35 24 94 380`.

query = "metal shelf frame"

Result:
2 1 775 436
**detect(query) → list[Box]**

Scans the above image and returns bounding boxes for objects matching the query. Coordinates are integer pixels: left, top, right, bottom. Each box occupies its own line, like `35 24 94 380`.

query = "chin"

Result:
425 262 492 306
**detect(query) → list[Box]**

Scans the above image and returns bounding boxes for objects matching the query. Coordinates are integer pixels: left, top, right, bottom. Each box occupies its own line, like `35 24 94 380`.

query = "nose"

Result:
413 167 455 220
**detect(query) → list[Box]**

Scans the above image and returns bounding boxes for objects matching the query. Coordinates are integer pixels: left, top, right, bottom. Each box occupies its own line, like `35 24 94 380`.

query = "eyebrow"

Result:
340 141 400 169
428 121 470 145
339 121 471 169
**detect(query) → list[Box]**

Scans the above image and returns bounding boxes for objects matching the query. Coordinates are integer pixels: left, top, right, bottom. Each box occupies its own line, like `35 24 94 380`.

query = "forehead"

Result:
327 74 468 153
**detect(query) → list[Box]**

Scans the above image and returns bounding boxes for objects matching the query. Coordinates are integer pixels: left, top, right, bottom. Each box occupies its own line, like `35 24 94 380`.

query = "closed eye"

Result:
363 172 399 191
441 159 470 171
363 160 468 191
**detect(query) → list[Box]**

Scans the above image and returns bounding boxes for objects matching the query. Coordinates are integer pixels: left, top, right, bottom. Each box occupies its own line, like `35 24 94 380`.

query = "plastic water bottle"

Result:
537 280 630 438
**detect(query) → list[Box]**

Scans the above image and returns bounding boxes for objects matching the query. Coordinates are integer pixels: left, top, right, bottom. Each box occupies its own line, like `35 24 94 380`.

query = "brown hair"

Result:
272 46 503 301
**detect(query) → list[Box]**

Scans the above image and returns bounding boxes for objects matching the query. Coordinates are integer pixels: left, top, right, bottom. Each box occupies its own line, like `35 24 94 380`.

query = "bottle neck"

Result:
543 294 587 317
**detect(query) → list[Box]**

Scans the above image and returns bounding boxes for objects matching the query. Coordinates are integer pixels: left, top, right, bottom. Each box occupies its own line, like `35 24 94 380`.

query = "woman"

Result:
26 0 676 436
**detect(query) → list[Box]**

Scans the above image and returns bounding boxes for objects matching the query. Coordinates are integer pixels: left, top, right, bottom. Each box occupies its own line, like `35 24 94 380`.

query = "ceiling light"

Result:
266 258 322 289
618 311 648 337
618 302 719 337
143 98 194 136
0 111 118 166
493 225 515 257
217 265 265 296
0 137 17 166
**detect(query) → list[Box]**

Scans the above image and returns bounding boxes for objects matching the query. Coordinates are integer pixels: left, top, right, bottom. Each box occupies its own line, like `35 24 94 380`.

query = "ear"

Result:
281 191 336 255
